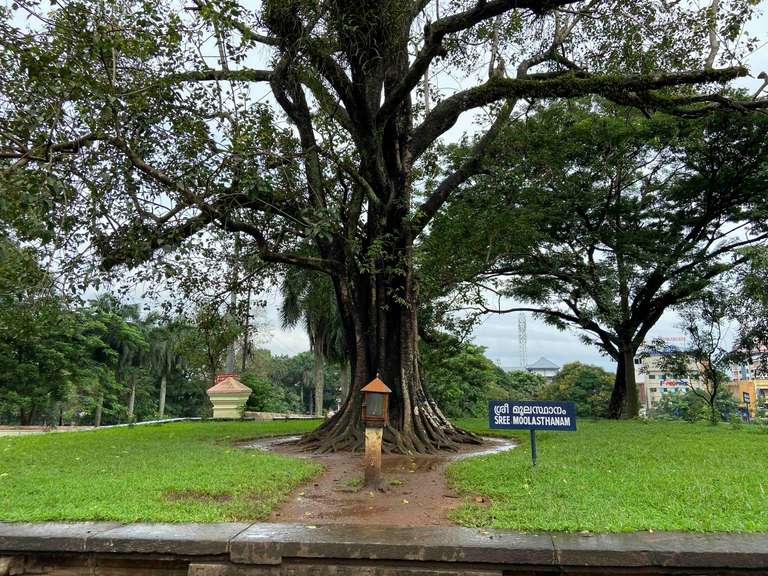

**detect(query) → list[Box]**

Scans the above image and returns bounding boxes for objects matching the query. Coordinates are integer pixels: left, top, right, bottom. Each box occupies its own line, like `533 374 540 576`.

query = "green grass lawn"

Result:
451 418 768 532
0 420 321 522
3 417 767 531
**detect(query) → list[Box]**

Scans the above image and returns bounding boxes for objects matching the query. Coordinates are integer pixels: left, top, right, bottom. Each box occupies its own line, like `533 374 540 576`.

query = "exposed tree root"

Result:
297 391 482 455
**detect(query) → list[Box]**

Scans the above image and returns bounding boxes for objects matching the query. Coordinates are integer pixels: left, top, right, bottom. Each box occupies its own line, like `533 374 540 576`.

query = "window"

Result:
366 393 384 417
650 388 657 393
634 358 642 365
648 374 656 380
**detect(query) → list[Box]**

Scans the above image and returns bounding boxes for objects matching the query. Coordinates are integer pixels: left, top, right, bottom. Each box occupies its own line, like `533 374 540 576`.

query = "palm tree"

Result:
147 321 184 418
280 269 345 416
89 294 148 424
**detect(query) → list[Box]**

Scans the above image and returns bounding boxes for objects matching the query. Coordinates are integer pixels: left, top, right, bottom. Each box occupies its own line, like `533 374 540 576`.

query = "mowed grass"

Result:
0 420 322 522
451 418 768 532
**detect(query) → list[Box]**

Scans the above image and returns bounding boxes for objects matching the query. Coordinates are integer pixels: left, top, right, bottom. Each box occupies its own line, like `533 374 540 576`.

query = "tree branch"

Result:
411 66 750 160
1 132 99 175
377 0 581 125
165 68 273 83
411 99 515 235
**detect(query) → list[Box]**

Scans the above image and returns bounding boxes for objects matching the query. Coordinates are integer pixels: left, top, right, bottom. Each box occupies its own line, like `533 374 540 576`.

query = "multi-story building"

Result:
634 350 705 412
729 347 768 382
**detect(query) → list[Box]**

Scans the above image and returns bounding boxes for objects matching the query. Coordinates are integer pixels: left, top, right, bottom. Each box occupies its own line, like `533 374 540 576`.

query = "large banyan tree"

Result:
1 0 766 452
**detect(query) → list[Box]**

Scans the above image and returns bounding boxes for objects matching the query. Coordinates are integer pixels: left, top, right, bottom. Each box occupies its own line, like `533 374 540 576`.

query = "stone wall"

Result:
1 522 767 575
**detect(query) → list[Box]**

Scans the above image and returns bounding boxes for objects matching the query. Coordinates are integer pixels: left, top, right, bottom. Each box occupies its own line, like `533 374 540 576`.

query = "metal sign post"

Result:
489 400 577 466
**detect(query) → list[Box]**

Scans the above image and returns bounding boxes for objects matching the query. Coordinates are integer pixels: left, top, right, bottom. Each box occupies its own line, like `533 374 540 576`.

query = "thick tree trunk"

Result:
159 375 167 418
299 249 481 454
608 346 639 419
313 342 324 417
339 359 351 401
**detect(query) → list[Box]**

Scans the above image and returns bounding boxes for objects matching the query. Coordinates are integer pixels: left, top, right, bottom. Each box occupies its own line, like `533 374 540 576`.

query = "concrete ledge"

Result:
553 531 768 569
1 522 768 574
229 524 554 566
0 522 121 552
87 523 251 556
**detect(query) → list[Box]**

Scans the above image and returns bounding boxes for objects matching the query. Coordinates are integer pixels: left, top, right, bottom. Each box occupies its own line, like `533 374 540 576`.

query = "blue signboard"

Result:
488 400 577 466
489 400 577 431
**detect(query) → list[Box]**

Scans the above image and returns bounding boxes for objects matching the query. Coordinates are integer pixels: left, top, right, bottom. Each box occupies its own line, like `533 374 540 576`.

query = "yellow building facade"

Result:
726 380 768 417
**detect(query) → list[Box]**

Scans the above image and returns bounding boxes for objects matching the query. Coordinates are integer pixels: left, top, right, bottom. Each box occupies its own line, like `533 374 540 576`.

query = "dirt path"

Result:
244 436 515 526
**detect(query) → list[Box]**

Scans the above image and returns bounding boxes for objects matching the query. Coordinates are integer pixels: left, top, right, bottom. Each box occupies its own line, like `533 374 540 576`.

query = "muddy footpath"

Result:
244 436 516 526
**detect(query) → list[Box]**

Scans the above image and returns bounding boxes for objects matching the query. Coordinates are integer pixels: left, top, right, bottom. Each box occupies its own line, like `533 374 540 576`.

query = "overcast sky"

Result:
256 3 768 372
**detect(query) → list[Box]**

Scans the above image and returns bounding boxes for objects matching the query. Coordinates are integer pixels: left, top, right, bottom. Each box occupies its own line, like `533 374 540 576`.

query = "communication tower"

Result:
518 313 528 370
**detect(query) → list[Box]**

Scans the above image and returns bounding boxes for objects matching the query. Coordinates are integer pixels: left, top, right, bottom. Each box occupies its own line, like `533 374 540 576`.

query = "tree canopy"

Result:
424 102 768 418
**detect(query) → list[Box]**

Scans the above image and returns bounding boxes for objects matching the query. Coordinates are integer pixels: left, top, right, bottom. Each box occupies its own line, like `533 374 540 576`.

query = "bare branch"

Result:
753 71 768 100
1 133 99 176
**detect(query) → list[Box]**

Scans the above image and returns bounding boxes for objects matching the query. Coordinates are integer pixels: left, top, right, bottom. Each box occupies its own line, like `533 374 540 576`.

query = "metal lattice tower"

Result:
518 313 528 370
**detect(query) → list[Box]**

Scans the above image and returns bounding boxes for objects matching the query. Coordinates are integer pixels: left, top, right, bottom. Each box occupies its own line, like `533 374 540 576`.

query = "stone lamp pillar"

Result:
360 375 392 489
206 376 252 419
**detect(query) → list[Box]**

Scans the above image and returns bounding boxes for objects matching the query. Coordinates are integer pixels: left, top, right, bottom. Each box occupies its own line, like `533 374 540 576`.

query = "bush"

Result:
240 372 295 413
503 370 547 399
421 335 507 419
651 387 739 423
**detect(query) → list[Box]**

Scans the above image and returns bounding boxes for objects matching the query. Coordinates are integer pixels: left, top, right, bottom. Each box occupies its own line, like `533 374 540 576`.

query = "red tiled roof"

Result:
206 377 251 394
361 376 392 394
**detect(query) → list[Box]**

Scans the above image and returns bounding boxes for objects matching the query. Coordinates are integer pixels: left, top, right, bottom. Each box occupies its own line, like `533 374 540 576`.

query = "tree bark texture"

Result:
339 360 351 401
313 339 325 417
609 346 639 419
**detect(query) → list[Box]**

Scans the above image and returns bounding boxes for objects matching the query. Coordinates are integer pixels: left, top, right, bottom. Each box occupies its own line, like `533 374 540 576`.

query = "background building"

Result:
729 347 768 382
634 350 705 411
726 380 768 417
525 357 560 382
